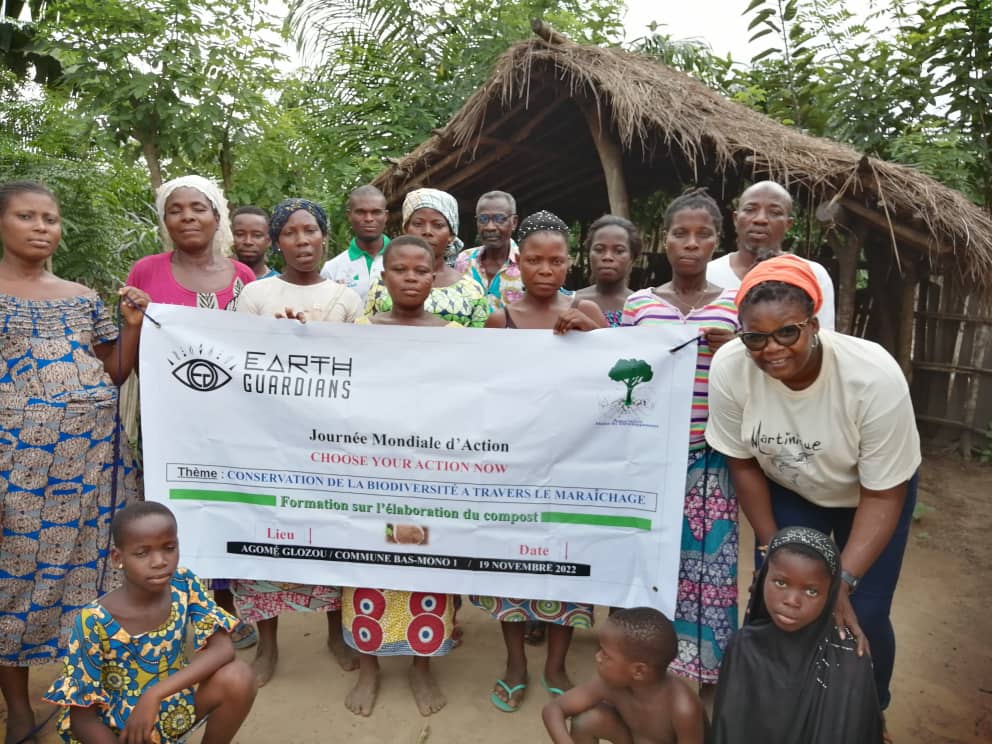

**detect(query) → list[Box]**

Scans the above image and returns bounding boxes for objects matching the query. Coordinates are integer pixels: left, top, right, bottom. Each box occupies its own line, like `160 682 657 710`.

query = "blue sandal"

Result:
542 676 565 696
490 678 528 712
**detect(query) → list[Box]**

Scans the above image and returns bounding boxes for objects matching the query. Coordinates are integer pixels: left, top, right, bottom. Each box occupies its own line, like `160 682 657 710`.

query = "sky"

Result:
620 0 875 61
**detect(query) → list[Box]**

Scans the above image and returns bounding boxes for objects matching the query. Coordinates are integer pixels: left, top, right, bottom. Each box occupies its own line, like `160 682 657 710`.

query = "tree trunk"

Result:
141 138 163 190
219 128 234 198
579 100 630 219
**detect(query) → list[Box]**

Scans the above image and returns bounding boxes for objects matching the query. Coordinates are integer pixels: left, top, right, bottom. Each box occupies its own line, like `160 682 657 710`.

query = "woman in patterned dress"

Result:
621 189 739 693
125 175 256 648
0 181 145 744
365 188 490 327
232 199 361 687
45 502 256 743
573 215 642 327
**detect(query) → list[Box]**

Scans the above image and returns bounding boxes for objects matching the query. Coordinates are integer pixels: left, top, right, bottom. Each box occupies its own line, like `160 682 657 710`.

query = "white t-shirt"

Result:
235 277 362 323
707 253 836 330
319 239 386 303
705 330 920 508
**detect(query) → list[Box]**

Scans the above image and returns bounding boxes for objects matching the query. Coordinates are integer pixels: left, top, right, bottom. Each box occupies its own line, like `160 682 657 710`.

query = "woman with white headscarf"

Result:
125 175 257 649
364 188 490 327
126 175 255 310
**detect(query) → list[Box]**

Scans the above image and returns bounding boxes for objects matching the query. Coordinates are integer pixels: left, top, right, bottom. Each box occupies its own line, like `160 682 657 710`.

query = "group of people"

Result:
0 173 920 744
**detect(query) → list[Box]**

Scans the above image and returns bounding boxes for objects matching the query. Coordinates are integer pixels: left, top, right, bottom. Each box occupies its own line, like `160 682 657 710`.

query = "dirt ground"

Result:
5 452 991 743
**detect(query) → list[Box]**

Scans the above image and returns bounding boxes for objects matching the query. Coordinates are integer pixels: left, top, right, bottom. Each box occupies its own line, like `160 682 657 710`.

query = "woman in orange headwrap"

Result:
705 255 920 734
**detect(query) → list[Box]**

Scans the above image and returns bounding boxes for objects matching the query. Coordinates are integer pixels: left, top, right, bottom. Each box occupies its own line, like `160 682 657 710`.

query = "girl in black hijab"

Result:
710 527 883 743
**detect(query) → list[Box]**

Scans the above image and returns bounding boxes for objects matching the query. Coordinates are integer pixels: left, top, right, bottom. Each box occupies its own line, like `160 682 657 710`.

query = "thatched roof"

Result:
374 35 992 296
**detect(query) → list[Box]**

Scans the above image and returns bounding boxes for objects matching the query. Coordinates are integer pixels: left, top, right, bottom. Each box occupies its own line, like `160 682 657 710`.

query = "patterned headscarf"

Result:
517 210 570 244
402 188 464 257
768 526 840 576
155 175 233 257
269 198 329 245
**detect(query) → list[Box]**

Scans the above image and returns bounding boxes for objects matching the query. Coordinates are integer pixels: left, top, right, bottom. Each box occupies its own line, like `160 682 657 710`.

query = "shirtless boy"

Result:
543 607 705 744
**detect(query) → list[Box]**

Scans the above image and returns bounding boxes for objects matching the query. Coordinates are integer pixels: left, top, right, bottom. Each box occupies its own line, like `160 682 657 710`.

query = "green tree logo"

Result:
608 358 654 406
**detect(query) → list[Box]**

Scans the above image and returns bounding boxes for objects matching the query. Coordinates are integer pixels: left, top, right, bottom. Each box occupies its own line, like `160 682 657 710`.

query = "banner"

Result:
140 305 695 614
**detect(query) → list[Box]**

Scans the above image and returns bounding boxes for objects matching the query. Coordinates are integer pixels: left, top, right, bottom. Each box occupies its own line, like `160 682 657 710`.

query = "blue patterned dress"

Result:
45 568 238 743
0 293 138 665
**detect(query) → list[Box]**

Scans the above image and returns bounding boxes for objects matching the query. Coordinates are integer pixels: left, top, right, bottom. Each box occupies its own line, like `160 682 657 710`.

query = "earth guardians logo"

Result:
596 358 657 427
169 345 236 392
168 345 352 399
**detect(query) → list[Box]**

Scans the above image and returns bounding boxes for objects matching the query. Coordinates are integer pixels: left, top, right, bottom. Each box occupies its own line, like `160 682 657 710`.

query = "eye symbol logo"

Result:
172 359 233 392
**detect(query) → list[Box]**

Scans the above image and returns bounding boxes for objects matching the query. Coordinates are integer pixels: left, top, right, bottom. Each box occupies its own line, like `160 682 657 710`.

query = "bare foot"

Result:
252 645 278 688
327 633 359 671
409 663 446 716
345 661 379 716
4 708 37 744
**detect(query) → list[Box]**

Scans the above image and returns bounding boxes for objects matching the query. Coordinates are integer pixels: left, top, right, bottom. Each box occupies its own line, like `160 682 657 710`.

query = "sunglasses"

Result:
738 318 813 351
476 214 511 225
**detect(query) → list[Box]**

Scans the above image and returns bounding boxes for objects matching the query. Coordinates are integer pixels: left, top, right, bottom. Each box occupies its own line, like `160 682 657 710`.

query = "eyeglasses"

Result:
738 318 813 351
476 214 511 225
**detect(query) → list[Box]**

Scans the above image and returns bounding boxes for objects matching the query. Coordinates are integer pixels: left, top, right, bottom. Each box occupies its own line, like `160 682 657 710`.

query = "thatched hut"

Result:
373 24 992 455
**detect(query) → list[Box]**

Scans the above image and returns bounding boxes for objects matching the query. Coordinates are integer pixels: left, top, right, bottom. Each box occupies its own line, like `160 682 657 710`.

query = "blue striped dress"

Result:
621 288 740 684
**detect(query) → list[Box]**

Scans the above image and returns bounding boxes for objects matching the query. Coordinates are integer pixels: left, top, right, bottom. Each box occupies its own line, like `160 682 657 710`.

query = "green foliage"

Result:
632 31 735 93
737 0 988 207
607 358 653 405
0 84 158 296
37 0 289 190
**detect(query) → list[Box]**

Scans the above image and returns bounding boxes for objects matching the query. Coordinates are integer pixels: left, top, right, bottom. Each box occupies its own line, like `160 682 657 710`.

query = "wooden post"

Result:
961 319 992 458
835 228 863 336
579 100 631 219
896 258 918 381
815 201 860 335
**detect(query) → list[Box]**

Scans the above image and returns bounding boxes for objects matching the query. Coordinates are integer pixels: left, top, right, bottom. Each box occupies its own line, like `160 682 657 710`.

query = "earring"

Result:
117 564 124 569
811 334 820 350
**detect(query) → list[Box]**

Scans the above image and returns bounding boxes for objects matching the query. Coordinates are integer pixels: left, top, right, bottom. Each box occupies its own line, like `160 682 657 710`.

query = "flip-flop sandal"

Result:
231 622 258 650
490 678 528 712
542 676 565 696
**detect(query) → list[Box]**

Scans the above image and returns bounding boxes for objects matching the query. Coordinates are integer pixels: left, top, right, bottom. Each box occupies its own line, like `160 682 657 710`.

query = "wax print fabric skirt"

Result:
342 588 455 656
670 448 738 684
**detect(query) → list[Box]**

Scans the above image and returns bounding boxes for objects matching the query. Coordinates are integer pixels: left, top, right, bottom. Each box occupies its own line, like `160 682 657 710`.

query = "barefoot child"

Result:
473 211 606 714
542 607 705 743
709 527 884 743
343 235 459 718
45 502 257 743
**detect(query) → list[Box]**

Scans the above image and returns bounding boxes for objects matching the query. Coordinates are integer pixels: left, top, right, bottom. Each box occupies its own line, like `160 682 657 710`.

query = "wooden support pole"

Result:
579 100 630 219
961 321 992 458
896 259 918 381
816 201 861 336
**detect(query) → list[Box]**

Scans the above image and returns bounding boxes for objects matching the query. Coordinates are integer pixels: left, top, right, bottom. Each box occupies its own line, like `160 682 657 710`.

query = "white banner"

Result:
139 305 695 615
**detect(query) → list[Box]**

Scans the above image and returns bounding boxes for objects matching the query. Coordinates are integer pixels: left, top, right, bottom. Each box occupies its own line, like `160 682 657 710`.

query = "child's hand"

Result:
119 691 161 744
118 287 151 328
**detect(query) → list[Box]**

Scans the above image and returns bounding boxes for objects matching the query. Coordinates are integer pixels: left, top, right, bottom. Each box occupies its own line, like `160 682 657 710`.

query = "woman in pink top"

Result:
126 175 254 310
125 175 256 648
